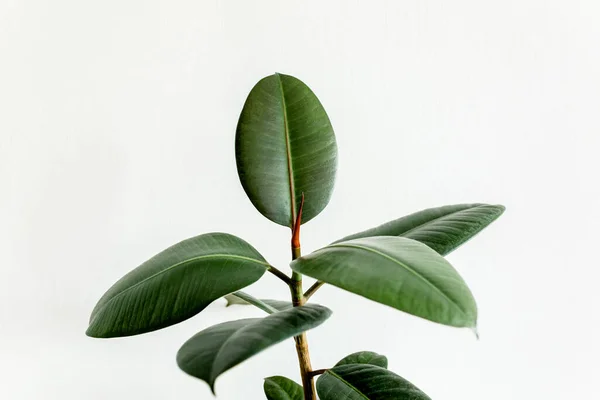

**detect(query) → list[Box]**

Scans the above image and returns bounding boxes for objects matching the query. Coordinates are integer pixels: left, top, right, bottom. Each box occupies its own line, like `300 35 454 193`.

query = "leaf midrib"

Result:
325 242 469 320
91 254 270 321
267 381 295 400
275 73 297 227
209 319 258 385
398 204 480 237
209 309 298 385
209 306 327 385
325 370 370 400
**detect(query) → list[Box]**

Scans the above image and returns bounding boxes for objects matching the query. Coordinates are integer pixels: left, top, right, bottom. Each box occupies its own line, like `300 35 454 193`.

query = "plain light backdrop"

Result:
2 1 599 399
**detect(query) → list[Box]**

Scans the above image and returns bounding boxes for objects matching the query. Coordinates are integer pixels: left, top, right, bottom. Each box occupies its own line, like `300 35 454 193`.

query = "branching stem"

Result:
268 266 292 285
307 369 327 378
303 281 325 301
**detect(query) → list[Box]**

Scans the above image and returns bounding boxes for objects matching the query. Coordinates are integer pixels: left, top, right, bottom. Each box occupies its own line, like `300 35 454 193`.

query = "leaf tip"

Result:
85 324 99 338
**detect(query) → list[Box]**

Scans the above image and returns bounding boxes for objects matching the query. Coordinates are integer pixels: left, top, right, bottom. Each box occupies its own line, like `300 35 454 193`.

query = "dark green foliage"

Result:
86 74 503 399
176 305 331 392
86 233 269 338
336 203 505 256
264 376 304 400
335 351 388 369
292 236 478 328
317 364 431 400
236 73 337 227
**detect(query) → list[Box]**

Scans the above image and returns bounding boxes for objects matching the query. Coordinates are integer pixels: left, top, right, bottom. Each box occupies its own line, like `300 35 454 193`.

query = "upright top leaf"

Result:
236 73 338 227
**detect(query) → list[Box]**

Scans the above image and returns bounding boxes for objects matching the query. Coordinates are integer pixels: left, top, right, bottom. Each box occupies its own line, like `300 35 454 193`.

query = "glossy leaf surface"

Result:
87 233 269 338
335 351 388 369
336 203 505 255
264 376 304 400
176 304 332 392
291 236 477 328
236 73 338 227
317 364 431 400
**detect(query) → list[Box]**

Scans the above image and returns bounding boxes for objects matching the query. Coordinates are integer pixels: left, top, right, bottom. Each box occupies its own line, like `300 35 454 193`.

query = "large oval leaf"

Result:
176 304 332 392
291 236 477 328
87 233 269 338
317 364 431 400
264 376 304 400
336 203 505 255
236 73 338 227
335 351 388 369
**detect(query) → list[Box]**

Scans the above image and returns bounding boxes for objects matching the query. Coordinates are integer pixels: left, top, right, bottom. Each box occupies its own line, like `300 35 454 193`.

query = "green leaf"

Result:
224 292 292 313
336 203 505 255
335 351 388 369
176 304 332 392
236 73 338 227
87 233 269 338
291 236 477 328
264 376 304 400
317 364 431 400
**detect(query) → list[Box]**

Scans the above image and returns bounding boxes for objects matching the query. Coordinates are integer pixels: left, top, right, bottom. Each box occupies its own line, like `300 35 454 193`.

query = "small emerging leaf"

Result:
87 233 269 338
225 292 292 312
224 293 250 307
264 376 304 400
176 304 332 393
291 236 477 328
317 364 431 400
336 203 505 255
335 351 388 369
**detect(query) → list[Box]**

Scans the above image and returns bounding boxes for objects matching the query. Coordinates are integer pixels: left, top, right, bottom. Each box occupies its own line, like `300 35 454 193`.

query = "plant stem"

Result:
291 193 304 283
303 280 325 301
289 194 317 400
307 369 327 378
268 266 292 285
290 255 316 400
294 331 316 399
291 248 303 283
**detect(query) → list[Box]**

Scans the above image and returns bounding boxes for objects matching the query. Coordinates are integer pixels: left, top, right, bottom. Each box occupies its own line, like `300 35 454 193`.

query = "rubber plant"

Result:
86 73 505 400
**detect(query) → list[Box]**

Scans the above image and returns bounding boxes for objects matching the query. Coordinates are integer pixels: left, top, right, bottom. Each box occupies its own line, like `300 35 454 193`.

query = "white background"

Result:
2 1 599 399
